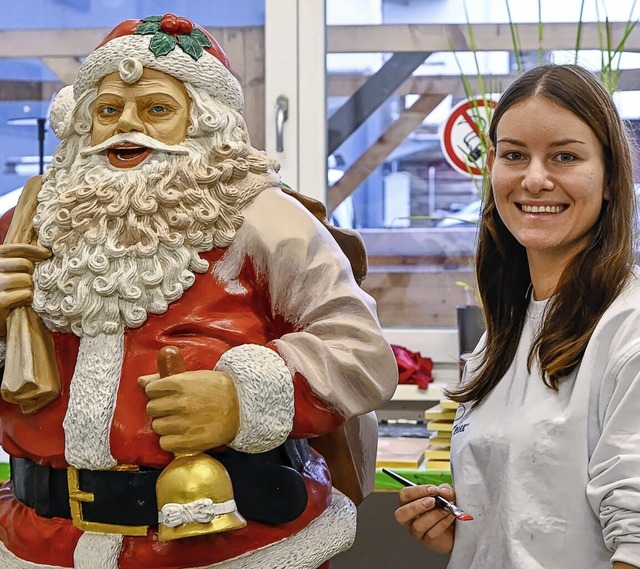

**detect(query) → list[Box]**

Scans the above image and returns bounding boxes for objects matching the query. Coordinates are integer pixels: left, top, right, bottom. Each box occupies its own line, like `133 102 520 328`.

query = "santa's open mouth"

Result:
107 143 153 168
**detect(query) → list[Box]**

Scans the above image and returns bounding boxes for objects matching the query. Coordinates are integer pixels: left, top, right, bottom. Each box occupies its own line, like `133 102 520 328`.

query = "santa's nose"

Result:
117 101 145 134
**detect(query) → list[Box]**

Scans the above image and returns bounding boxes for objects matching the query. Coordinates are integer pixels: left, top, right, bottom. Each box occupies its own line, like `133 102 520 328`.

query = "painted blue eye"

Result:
101 106 117 115
151 105 167 113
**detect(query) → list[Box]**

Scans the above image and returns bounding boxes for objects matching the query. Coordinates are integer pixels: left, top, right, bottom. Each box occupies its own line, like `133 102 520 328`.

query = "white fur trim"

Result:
63 331 123 470
74 534 122 569
159 498 238 528
194 490 357 569
0 491 355 569
215 344 293 453
0 337 6 368
74 34 243 113
48 85 75 139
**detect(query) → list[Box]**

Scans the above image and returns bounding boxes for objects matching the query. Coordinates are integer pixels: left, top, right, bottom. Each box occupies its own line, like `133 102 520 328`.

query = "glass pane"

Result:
0 0 265 201
326 0 640 329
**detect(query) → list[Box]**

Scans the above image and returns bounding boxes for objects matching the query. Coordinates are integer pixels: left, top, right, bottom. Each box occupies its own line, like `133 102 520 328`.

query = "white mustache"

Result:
80 132 189 157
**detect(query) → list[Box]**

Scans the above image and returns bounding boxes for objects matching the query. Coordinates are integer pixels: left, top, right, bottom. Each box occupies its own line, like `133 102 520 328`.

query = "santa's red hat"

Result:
73 14 244 113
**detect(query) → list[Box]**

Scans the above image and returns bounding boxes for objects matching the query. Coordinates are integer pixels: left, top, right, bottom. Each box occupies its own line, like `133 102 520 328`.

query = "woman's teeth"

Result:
520 204 565 214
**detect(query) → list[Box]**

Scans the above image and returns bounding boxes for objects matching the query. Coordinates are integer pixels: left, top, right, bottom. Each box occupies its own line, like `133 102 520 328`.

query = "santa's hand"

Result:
0 244 51 336
138 370 240 454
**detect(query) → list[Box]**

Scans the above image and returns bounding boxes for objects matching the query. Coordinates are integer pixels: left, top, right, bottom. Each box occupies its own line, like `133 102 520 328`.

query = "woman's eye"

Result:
503 151 523 161
556 152 576 163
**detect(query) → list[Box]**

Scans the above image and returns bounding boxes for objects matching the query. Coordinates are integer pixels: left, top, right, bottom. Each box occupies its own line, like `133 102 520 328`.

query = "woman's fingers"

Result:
422 510 456 541
394 482 457 554
398 483 451 505
437 483 455 501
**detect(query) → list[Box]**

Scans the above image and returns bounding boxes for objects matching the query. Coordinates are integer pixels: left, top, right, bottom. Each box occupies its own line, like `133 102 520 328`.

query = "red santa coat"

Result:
0 187 397 568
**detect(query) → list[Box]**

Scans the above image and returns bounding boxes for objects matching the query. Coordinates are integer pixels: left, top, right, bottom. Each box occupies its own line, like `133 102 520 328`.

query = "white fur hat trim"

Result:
74 34 243 112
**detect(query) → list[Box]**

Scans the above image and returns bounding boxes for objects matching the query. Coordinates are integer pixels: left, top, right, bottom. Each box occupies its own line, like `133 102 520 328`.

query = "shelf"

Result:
391 383 444 402
391 364 458 403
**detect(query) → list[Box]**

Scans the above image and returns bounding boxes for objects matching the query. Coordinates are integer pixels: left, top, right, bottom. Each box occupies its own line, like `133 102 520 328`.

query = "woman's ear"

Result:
486 146 495 172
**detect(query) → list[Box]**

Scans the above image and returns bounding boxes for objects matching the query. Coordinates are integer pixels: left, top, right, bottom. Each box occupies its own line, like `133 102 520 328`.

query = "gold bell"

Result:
155 346 247 541
156 451 247 541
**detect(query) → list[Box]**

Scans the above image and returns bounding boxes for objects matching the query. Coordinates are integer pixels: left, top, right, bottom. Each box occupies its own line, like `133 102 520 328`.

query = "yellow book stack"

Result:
423 399 458 471
376 436 428 469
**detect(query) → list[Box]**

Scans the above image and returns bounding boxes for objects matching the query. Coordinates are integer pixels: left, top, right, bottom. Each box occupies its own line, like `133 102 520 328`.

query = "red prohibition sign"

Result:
440 96 497 178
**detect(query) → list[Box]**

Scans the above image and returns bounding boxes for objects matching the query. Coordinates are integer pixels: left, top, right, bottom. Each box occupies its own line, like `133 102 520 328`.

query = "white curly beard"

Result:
32 132 277 337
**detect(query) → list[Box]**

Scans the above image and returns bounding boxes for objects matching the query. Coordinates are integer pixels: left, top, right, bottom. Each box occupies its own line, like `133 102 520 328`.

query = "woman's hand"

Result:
394 483 456 554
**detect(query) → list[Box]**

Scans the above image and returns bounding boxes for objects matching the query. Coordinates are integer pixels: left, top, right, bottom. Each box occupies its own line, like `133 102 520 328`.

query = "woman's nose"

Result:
521 159 554 195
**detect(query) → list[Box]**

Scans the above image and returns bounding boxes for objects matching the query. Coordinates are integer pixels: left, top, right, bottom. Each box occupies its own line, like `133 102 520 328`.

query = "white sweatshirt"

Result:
449 271 640 569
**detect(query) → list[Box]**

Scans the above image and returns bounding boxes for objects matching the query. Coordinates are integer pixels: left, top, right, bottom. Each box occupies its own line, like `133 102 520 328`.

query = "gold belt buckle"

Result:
67 465 149 536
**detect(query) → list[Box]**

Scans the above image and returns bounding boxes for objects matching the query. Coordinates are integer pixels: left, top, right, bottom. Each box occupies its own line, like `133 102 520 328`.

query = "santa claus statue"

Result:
0 13 397 569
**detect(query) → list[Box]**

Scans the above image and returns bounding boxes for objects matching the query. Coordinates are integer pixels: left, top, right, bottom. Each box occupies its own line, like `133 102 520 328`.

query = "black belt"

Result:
10 441 311 532
11 457 159 532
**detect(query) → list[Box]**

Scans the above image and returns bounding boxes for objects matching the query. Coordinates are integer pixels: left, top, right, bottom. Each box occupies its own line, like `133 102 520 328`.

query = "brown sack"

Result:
309 412 378 505
1 176 60 414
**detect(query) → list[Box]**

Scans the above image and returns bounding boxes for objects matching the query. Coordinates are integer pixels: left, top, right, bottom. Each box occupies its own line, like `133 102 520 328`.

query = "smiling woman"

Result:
394 64 640 569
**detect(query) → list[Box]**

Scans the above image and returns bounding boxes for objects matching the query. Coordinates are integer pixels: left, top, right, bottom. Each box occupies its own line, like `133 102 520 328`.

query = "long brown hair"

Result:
447 64 636 407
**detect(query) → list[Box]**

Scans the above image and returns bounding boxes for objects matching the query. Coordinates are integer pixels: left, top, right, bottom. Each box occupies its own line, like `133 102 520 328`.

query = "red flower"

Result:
391 344 434 390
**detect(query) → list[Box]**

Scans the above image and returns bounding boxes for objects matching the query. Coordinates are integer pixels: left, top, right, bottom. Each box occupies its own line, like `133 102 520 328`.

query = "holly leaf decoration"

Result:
177 34 203 60
143 15 163 22
135 20 161 35
190 27 213 48
149 32 177 57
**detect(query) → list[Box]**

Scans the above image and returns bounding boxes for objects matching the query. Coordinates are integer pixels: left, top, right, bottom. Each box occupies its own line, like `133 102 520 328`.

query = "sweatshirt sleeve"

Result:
587 341 640 566
213 188 398 453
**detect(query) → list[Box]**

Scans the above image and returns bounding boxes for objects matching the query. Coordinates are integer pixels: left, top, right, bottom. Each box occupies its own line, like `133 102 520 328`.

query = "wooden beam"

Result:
0 28 107 58
328 68 640 97
41 57 81 85
238 27 266 150
329 74 497 98
327 22 640 53
328 93 445 212
0 23 638 58
329 52 430 155
0 26 263 58
0 80 62 101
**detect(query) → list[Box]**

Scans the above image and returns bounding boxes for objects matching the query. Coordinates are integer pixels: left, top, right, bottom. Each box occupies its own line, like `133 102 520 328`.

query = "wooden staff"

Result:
1 176 60 414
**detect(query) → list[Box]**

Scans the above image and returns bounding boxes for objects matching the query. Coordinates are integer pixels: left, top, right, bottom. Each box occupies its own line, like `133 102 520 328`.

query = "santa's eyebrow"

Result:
93 93 124 104
94 92 181 103
135 93 182 105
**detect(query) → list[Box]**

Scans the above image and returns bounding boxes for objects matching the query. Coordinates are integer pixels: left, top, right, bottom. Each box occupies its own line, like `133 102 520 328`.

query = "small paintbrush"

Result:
381 467 474 521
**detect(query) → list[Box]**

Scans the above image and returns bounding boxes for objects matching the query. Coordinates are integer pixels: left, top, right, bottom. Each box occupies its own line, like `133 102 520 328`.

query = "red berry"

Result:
177 18 193 35
160 14 180 34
